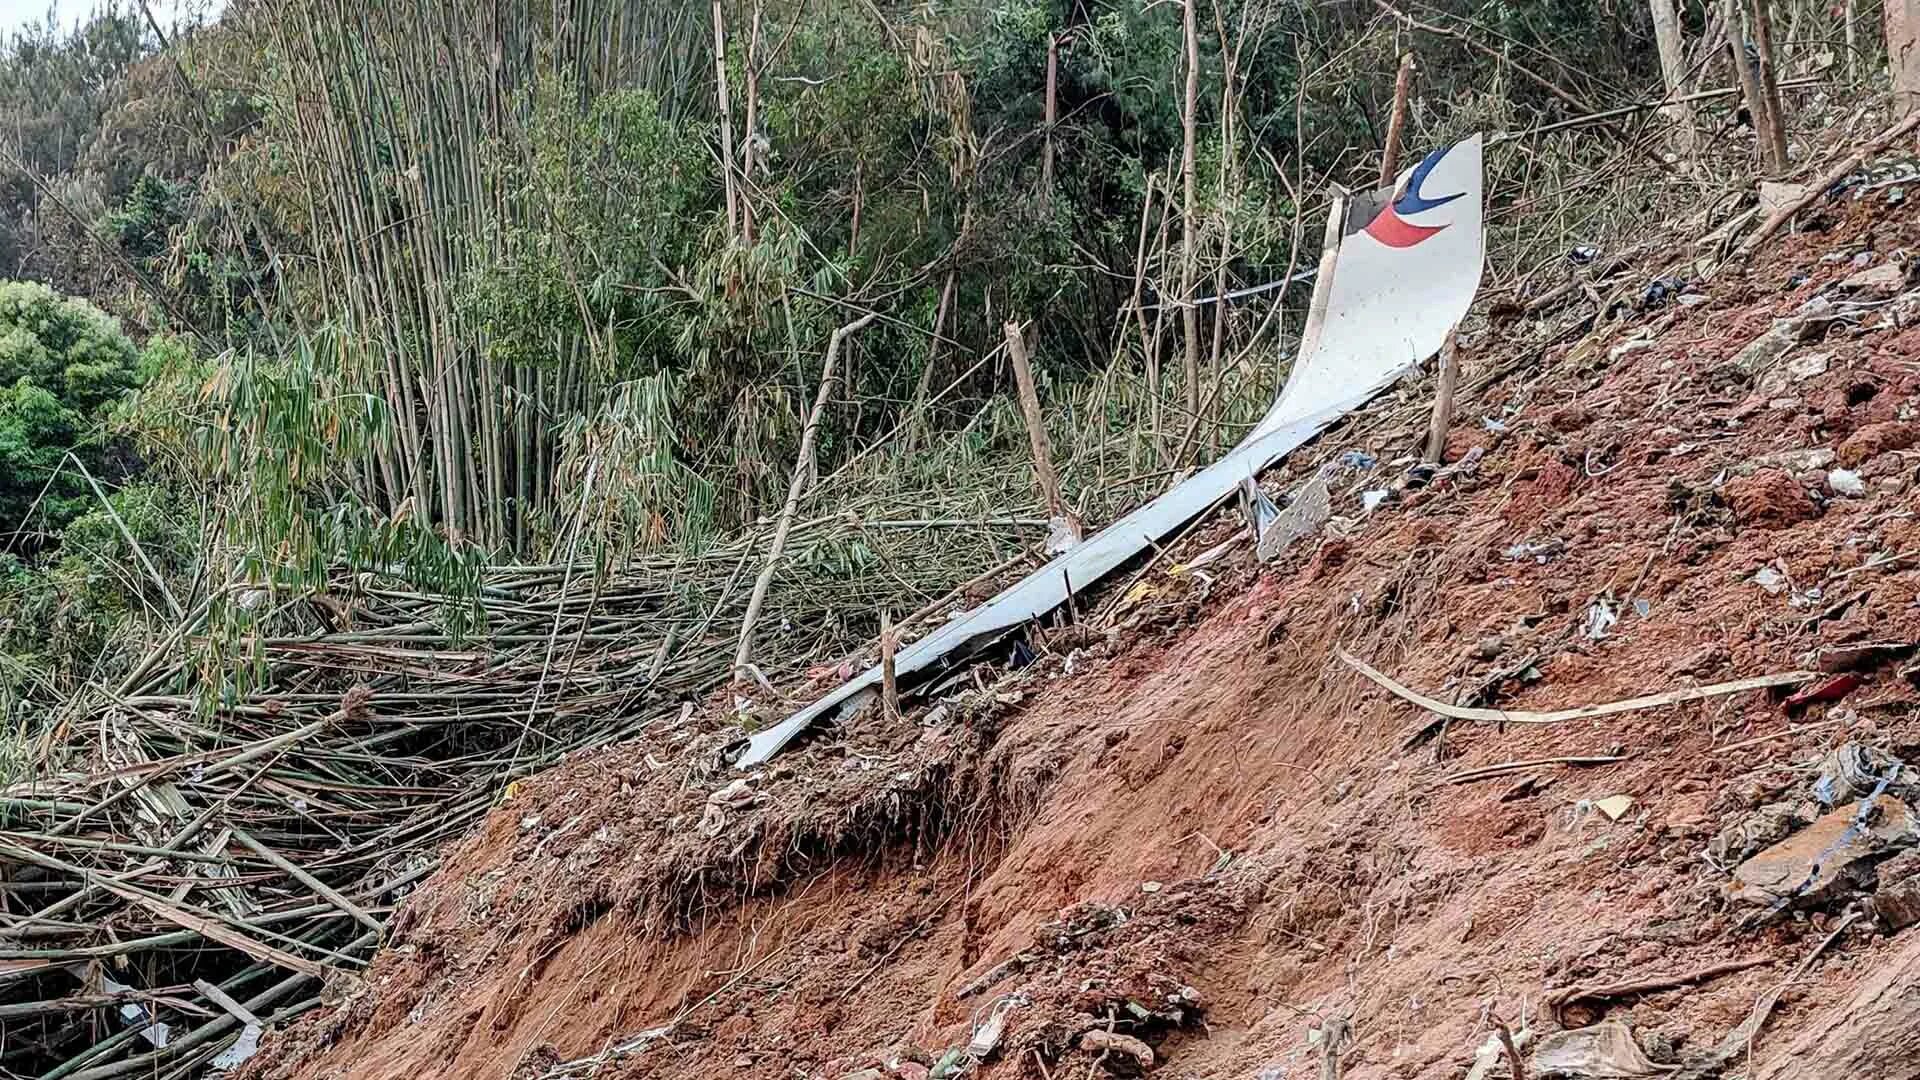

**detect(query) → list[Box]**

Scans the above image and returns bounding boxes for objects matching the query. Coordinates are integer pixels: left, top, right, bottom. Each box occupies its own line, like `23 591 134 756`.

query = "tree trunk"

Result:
1748 0 1790 170
1650 0 1698 157
1178 0 1201 427
1892 0 1920 116
1723 0 1771 167
1846 0 1859 79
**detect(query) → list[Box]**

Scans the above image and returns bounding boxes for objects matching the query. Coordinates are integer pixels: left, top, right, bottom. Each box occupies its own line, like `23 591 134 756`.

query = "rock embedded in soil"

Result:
1869 848 1920 932
1721 469 1818 529
1727 795 1920 907
1837 420 1918 467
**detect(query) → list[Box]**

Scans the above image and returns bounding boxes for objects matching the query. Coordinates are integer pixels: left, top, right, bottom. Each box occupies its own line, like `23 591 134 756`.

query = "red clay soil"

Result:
252 200 1920 1080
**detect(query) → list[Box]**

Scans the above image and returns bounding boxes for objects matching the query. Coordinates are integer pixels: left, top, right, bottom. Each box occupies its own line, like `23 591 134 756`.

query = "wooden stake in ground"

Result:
711 0 740 238
1892 0 1920 117
879 609 899 721
734 312 878 676
1379 52 1416 187
1004 320 1077 550
1422 325 1460 464
1649 0 1698 158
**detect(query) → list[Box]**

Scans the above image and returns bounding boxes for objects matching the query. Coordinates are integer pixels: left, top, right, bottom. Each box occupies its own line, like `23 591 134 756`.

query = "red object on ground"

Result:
1784 673 1864 711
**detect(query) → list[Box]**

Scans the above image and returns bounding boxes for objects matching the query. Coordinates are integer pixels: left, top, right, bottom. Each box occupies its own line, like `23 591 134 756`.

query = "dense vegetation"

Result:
0 0 1881 750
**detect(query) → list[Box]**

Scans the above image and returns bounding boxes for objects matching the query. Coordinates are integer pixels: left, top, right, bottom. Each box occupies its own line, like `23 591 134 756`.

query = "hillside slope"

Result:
253 195 1920 1080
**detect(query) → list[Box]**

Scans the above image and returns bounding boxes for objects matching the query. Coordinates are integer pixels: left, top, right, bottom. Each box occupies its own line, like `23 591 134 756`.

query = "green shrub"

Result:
0 280 140 536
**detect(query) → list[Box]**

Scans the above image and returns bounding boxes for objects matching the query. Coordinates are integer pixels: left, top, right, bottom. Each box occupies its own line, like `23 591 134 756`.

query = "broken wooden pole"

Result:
734 312 879 676
1423 325 1460 464
1379 52 1415 186
1004 320 1074 546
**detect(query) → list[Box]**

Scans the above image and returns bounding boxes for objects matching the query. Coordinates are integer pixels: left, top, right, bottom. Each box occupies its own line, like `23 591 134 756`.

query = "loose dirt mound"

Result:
255 200 1920 1080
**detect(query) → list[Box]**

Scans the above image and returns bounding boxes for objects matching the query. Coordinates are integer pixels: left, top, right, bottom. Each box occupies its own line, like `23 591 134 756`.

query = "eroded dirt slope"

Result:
256 197 1920 1080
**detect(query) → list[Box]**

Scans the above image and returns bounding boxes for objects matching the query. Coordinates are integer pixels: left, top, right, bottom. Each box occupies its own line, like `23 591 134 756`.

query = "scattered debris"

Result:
1709 803 1812 865
1078 1029 1155 1070
1258 470 1333 562
1727 795 1919 908
1813 744 1913 806
1782 673 1863 711
1529 1021 1671 1078
967 997 1019 1059
1593 794 1635 821
1839 261 1907 297
1584 600 1618 640
1826 468 1865 497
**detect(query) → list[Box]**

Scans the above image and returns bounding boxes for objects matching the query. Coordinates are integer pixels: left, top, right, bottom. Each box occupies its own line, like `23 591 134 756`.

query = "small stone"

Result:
1868 848 1920 932
1752 566 1789 594
1837 421 1918 467
1828 468 1867 497
1723 469 1819 528
1140 880 1163 894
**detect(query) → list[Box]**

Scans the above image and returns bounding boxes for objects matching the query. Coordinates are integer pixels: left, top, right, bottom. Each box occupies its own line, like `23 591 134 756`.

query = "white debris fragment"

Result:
1828 468 1866 497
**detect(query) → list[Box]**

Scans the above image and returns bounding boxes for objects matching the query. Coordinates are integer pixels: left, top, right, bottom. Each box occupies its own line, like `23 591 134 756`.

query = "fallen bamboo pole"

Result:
734 312 879 676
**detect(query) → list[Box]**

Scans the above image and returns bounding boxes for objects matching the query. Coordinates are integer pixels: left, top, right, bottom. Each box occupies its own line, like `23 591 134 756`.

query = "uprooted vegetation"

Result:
7 0 1920 1078
215 193 1920 1080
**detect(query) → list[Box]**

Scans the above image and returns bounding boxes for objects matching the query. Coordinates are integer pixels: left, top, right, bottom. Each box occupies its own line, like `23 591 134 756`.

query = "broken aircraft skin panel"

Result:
734 135 1486 769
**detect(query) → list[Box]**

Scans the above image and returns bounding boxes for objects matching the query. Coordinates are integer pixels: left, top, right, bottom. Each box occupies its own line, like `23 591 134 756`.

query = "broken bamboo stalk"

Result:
1379 52 1415 186
711 0 740 238
1042 32 1058 197
232 828 385 934
1337 647 1813 725
734 312 879 676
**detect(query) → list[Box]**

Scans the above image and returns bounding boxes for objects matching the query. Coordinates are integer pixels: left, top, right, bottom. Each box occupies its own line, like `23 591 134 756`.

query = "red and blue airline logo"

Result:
1364 145 1465 249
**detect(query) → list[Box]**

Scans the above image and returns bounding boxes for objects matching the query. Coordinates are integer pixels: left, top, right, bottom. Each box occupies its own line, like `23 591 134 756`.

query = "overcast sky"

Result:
0 0 218 35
